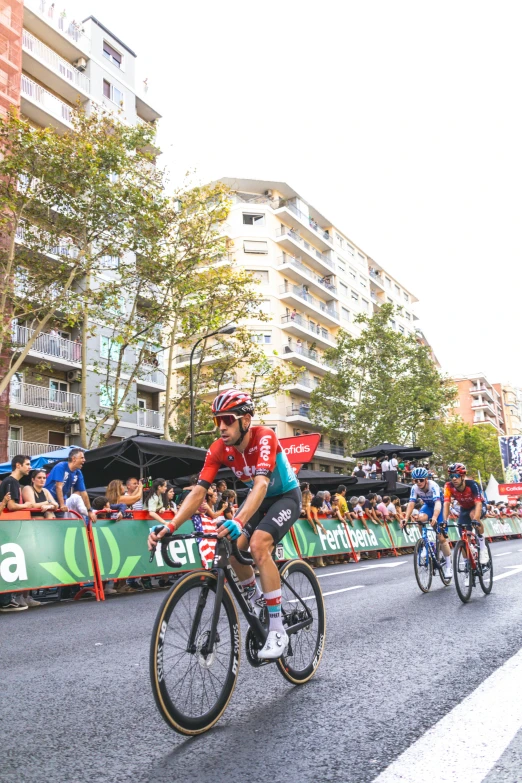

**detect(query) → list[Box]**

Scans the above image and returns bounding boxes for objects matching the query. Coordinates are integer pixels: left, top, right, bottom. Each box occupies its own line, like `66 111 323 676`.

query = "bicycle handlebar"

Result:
148 529 254 569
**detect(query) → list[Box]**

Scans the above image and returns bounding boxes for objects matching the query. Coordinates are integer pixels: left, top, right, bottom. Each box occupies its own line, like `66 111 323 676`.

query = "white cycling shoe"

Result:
258 630 289 660
479 548 490 565
443 563 453 579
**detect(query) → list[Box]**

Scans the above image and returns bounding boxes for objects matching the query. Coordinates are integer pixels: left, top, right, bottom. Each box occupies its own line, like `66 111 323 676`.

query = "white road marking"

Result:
373 644 522 783
289 585 364 603
493 564 522 582
495 552 513 557
316 562 407 579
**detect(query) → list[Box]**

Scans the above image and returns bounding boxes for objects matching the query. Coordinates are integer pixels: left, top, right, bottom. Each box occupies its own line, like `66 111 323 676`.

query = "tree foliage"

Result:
310 304 456 452
417 417 503 481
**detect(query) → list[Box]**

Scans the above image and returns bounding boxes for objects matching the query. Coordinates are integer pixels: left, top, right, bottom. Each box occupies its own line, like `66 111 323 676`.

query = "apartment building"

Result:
500 384 522 436
450 373 506 435
175 177 420 473
7 1 163 460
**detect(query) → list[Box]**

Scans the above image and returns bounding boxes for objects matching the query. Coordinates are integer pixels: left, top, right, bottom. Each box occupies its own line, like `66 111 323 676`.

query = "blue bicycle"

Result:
408 523 452 592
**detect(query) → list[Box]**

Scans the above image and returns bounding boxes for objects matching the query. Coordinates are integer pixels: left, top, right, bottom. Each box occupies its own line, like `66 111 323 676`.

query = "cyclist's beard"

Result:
230 419 250 448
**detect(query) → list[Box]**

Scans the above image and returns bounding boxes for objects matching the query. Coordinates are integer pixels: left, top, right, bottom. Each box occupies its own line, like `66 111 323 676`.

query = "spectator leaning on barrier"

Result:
66 490 89 522
0 492 11 514
147 478 169 525
123 477 144 510
107 480 141 511
0 454 33 512
334 485 349 520
376 495 390 522
22 470 58 518
165 483 178 512
45 449 96 523
363 493 383 526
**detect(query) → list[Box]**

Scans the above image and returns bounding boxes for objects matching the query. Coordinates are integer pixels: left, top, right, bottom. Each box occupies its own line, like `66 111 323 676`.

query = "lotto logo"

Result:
272 508 292 527
259 435 271 462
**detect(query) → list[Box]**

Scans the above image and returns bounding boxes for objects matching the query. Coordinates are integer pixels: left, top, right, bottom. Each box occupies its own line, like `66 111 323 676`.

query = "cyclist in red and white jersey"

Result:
148 389 302 660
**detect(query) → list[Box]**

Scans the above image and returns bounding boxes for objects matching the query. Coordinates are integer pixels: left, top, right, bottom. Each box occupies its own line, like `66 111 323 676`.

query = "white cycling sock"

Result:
477 535 486 549
445 555 452 566
265 588 284 632
240 575 263 602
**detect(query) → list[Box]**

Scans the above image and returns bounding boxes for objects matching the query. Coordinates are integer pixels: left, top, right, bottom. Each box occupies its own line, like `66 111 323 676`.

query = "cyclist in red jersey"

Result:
148 389 302 660
443 462 489 569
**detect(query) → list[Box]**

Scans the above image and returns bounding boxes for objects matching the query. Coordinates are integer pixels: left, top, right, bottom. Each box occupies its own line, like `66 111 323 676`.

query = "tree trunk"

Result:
79 298 89 448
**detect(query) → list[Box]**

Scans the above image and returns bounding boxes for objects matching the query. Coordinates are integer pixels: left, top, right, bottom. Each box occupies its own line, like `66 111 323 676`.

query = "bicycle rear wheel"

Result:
478 541 494 594
277 559 326 684
453 540 473 603
150 571 240 735
413 538 432 593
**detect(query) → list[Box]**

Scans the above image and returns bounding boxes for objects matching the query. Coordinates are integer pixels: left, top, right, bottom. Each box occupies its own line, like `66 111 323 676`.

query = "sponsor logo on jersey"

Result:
227 455 234 461
272 508 292 527
259 435 271 462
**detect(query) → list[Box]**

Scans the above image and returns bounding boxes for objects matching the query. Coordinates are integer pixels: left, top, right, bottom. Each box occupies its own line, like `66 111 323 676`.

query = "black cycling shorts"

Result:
241 487 302 545
458 506 485 532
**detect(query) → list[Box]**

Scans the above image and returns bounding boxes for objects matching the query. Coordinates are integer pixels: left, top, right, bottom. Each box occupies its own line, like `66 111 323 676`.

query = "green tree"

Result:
418 417 503 481
0 106 159 403
310 304 455 452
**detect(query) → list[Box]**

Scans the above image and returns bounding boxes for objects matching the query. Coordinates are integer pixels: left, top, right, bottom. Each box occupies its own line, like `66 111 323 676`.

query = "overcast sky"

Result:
66 0 522 386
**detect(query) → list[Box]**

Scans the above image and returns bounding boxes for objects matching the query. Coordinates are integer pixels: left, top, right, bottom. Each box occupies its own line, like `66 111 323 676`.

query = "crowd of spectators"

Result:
3 449 522 612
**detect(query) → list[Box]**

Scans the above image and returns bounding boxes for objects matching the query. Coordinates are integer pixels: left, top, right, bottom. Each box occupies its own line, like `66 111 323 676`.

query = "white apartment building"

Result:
176 177 420 474
7 1 163 459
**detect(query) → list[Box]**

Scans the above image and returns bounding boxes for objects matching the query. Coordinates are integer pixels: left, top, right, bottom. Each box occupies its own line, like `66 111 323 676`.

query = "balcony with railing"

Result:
137 365 166 390
12 324 81 365
10 381 81 415
279 283 339 324
286 403 312 421
277 255 337 299
316 443 346 457
8 439 62 459
22 29 90 100
21 74 73 130
137 408 163 430
275 226 335 275
282 342 336 373
272 199 333 252
280 313 333 348
369 268 386 290
24 0 90 51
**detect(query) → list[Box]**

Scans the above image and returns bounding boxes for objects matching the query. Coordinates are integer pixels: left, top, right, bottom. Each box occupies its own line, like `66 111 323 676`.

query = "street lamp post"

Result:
189 324 237 447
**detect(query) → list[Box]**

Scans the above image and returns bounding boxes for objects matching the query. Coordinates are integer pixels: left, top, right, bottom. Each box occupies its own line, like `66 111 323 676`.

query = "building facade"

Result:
500 384 522 436
174 177 421 473
450 373 506 435
6 2 163 460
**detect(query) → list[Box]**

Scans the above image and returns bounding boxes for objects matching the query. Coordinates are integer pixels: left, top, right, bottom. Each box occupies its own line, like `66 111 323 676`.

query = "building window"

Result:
403 292 409 302
387 297 393 304
394 284 401 296
335 233 344 248
349 267 356 282
243 213 265 226
48 430 66 446
405 312 411 320
334 466 344 474
9 426 22 441
246 269 269 284
399 325 405 334
359 275 366 289
103 41 122 68
346 244 354 256
362 299 369 312
319 464 330 472
243 240 268 254
252 332 272 344
259 299 271 315
100 384 125 409
390 319 396 330
337 260 346 274
101 335 119 360
385 277 391 289
341 307 350 322
340 281 348 298
103 79 124 106
351 291 359 304
137 398 146 409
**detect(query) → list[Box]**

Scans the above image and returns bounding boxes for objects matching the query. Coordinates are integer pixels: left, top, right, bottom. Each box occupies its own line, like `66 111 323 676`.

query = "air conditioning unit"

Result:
67 370 80 382
65 422 80 435
74 57 87 72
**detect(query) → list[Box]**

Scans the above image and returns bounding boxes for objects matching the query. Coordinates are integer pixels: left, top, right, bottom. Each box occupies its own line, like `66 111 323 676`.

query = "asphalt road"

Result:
3 539 522 783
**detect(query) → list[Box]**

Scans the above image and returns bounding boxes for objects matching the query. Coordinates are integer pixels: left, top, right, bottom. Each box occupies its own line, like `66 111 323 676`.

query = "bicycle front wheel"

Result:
277 559 326 684
150 571 240 735
478 541 494 594
453 540 473 603
413 538 432 593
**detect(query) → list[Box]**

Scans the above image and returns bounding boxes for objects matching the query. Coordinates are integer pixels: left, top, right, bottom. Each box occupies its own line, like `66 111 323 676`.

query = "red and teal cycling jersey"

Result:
198 426 299 497
443 479 483 510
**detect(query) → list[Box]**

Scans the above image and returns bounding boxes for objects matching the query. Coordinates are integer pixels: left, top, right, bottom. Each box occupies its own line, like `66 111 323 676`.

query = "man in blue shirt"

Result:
45 448 96 523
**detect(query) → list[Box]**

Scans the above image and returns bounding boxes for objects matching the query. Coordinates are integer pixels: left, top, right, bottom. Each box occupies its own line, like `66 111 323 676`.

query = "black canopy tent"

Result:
295 470 388 496
352 442 421 458
82 436 208 488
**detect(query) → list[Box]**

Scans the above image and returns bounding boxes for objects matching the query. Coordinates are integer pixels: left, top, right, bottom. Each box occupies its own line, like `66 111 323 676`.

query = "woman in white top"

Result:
147 478 168 525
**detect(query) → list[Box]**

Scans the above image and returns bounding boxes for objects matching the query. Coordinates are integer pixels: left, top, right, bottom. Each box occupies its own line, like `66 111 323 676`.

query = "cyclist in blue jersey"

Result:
148 389 302 660
402 467 452 578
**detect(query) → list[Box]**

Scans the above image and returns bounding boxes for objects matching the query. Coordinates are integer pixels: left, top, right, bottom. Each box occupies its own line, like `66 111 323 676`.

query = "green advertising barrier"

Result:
484 516 522 538
0 518 94 594
92 517 302 581
386 516 522 550
292 517 393 558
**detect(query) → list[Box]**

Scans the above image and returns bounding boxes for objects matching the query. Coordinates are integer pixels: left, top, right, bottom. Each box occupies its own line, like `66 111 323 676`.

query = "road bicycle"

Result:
405 522 452 593
149 531 326 735
453 523 493 604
